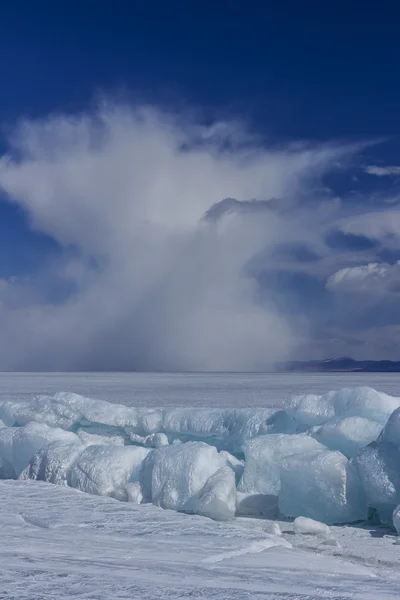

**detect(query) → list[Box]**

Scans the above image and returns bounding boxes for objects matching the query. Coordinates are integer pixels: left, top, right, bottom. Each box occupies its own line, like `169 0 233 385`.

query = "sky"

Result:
0 1 400 370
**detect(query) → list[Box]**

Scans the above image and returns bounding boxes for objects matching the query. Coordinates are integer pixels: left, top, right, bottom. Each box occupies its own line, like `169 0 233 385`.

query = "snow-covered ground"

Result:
2 479 400 600
1 371 400 407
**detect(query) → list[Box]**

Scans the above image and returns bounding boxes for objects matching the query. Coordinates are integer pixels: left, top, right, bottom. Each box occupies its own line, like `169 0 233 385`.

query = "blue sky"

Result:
0 1 400 370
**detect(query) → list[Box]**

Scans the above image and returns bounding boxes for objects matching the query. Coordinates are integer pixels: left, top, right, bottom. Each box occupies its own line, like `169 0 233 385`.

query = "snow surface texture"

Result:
4 480 400 600
2 386 400 525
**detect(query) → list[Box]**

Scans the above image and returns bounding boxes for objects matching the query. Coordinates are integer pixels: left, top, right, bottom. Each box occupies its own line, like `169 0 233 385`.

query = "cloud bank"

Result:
0 102 400 369
0 103 361 370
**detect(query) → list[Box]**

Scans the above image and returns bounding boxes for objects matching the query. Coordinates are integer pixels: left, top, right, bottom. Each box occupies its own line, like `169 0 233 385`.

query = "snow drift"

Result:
2 386 400 526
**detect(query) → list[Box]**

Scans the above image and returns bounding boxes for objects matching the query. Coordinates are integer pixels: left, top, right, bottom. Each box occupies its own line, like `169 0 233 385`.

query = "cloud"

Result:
365 165 400 176
326 261 400 294
338 210 400 240
0 103 360 371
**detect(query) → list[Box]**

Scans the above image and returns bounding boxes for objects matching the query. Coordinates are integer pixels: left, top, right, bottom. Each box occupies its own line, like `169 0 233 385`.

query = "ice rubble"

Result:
69 445 151 497
392 504 400 535
353 406 400 524
0 422 79 477
311 416 383 458
293 516 331 536
236 491 279 517
196 466 237 520
20 440 85 485
140 441 235 514
279 449 366 525
1 386 400 526
238 433 324 495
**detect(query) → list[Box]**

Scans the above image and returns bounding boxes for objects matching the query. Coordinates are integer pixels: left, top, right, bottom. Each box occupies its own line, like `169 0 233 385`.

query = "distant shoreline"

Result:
276 358 400 373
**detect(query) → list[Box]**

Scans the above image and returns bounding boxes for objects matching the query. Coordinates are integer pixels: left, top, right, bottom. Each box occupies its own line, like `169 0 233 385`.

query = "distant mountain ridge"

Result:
276 357 400 372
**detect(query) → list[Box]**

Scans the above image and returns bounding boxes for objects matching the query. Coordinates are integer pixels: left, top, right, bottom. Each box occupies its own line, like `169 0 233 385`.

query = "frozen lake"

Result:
3 374 400 598
1 371 400 407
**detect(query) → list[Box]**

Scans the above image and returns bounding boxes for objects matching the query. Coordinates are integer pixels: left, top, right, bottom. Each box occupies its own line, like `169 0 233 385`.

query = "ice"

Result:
6 387 394 460
0 455 15 479
393 504 400 535
279 450 367 524
0 426 17 474
0 392 139 431
140 442 232 512
353 441 400 524
69 445 151 497
144 433 169 447
12 423 79 476
319 538 341 548
1 386 400 526
20 440 84 485
195 466 236 521
129 432 169 447
77 429 125 446
351 407 400 524
238 433 324 495
0 394 296 452
266 522 282 536
125 481 143 504
312 417 383 458
340 387 400 425
0 422 79 477
0 397 80 429
288 387 400 429
218 450 244 482
236 492 280 517
158 407 295 452
2 376 400 596
293 516 331 536
287 392 336 427
379 406 400 446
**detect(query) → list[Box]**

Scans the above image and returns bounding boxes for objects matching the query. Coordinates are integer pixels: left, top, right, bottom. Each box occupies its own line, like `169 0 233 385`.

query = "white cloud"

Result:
339 210 400 240
365 165 400 176
0 103 360 370
326 261 400 294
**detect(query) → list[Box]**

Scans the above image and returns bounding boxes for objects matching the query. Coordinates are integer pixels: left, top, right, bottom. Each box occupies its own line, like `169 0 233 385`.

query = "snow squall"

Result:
2 386 400 528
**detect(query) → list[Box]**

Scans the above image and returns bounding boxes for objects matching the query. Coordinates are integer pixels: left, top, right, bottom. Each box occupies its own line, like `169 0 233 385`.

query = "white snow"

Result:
0 479 400 599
